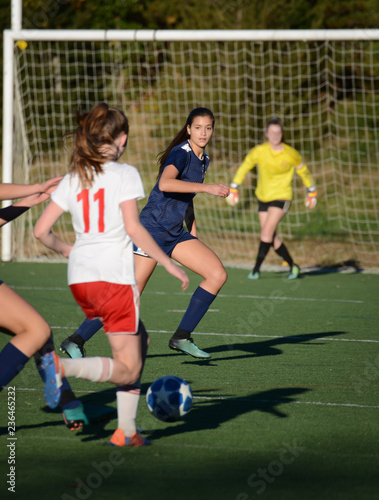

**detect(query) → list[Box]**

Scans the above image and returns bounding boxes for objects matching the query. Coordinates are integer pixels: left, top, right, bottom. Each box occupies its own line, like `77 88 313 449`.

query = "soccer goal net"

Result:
3 29 379 267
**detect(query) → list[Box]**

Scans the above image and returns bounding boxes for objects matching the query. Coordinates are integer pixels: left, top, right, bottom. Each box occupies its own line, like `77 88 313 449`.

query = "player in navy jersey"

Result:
60 107 229 359
135 108 229 358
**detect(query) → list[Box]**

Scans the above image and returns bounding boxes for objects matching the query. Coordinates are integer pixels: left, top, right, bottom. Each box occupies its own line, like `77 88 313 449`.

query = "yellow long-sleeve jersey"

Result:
232 142 315 202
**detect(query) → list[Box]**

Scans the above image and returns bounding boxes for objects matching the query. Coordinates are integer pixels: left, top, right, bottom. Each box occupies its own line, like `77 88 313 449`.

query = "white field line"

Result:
11 286 379 305
148 330 379 343
49 326 378 343
48 326 378 343
13 387 379 409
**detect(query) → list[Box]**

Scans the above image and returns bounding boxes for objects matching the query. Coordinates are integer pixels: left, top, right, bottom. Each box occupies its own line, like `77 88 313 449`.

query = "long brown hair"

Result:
69 102 129 188
156 107 215 179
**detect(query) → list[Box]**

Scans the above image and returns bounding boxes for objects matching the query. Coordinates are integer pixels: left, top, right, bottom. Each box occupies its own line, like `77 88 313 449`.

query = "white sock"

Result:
62 357 114 383
116 383 141 437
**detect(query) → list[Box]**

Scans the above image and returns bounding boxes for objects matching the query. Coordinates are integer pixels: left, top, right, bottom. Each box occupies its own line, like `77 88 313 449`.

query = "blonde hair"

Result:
69 102 129 188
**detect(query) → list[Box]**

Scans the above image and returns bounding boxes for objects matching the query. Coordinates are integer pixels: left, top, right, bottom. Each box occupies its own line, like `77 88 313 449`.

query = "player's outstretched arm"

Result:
0 177 62 201
158 164 229 198
121 199 189 291
34 201 73 258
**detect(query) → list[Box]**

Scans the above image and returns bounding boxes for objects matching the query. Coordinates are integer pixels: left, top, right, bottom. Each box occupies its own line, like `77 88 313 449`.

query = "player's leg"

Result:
41 282 149 445
268 213 300 279
34 333 115 430
134 253 158 295
108 325 150 447
169 238 228 359
248 210 269 278
42 329 148 445
250 207 287 278
0 282 50 388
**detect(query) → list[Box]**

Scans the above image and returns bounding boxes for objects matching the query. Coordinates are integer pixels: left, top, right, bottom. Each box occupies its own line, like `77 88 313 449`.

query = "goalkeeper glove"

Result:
305 187 317 209
226 183 239 206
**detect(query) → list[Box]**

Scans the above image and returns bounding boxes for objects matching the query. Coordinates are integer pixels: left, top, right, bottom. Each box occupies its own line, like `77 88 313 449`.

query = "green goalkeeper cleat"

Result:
288 264 300 280
60 337 85 359
63 402 116 431
169 337 211 359
247 270 260 280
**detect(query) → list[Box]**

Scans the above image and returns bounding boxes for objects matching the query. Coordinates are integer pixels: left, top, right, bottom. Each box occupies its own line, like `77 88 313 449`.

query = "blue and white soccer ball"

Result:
146 375 193 422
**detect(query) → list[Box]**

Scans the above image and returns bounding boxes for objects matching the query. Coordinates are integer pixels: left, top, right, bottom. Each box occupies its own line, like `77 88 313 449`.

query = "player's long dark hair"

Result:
156 107 215 179
68 102 129 188
266 117 285 143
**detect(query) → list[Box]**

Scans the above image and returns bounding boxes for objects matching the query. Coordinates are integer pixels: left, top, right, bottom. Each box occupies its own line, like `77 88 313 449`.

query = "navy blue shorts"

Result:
0 280 3 285
134 228 196 258
258 199 291 213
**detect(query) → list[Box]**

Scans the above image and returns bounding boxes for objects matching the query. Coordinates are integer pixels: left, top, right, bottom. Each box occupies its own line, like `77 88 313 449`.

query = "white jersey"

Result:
52 161 145 286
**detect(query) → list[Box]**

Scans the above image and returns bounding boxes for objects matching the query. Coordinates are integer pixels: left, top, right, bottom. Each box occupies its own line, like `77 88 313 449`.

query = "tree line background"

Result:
1 0 378 150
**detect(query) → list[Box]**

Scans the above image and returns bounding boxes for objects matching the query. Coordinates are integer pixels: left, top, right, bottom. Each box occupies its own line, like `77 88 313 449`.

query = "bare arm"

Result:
33 201 73 258
0 177 63 201
121 198 189 291
0 177 63 227
158 164 229 198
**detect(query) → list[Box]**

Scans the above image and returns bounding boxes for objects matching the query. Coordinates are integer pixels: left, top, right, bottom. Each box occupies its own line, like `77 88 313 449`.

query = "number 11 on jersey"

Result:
77 188 105 233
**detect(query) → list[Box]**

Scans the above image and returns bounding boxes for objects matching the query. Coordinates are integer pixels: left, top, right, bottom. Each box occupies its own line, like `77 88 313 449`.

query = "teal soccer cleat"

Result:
288 264 300 280
60 337 85 359
63 403 116 431
247 271 260 279
169 337 211 359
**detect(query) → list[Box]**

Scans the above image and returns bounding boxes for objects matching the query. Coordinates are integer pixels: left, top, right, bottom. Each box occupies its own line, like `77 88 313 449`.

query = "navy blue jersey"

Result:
139 141 209 242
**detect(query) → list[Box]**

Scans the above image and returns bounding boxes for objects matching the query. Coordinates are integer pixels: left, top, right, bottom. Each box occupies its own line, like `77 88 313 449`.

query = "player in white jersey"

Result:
34 102 189 447
0 178 113 431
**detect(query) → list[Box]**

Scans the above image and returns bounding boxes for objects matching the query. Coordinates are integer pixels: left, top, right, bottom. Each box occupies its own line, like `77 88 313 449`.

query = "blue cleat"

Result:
169 337 211 359
41 352 63 409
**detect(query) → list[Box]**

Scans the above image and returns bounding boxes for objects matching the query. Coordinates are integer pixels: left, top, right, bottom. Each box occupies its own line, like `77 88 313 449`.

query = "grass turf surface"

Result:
0 262 378 500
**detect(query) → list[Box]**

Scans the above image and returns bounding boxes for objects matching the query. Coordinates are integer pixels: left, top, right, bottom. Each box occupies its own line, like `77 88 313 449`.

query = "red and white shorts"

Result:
70 282 140 334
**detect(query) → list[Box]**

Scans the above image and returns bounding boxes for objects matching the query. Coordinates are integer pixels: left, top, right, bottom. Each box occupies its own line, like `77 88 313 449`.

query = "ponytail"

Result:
68 102 129 188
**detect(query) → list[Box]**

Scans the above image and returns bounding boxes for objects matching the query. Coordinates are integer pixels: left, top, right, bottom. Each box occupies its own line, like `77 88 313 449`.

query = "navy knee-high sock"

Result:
74 317 103 343
0 342 29 389
172 286 216 340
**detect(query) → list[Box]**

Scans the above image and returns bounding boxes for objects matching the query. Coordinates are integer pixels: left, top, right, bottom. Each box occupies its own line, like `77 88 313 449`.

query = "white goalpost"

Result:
2 4 379 267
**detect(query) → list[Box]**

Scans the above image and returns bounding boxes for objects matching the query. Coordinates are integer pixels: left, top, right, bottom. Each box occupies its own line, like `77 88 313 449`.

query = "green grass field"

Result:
0 262 378 500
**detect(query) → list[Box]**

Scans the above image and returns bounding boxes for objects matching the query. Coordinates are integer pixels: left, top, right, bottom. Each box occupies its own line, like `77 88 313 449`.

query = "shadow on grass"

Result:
148 330 347 364
0 388 117 440
301 259 363 276
148 386 310 441
204 330 348 361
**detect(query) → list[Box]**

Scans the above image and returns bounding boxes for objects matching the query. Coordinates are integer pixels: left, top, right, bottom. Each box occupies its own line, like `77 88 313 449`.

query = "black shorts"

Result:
257 199 291 213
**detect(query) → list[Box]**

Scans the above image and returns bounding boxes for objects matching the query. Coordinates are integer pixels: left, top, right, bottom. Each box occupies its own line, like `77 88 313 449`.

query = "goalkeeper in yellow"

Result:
226 118 317 279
